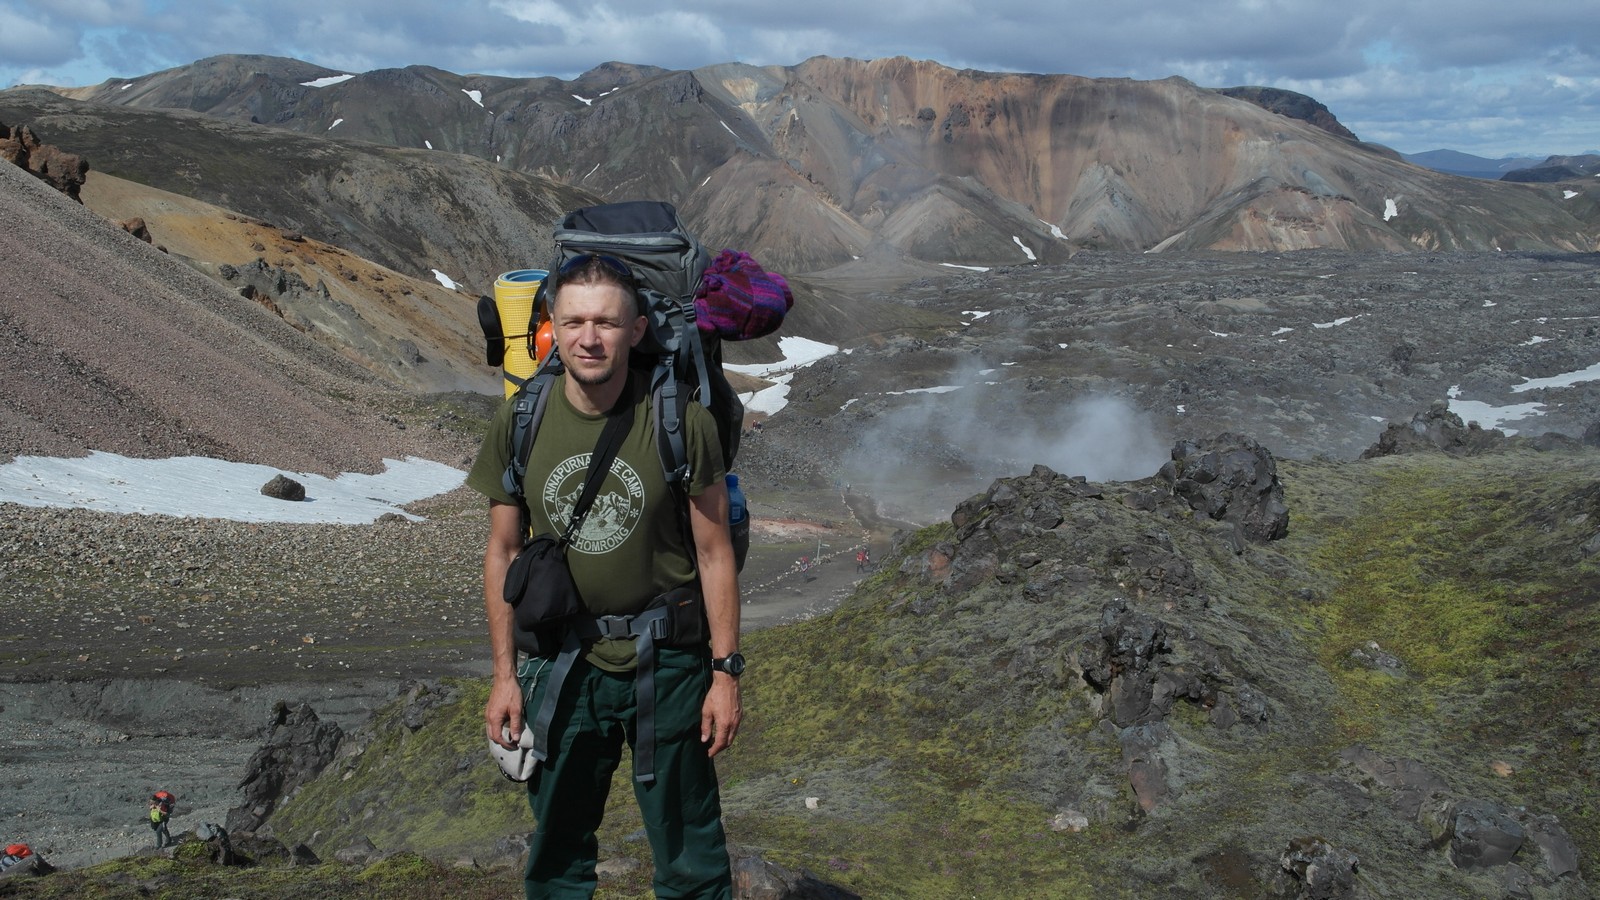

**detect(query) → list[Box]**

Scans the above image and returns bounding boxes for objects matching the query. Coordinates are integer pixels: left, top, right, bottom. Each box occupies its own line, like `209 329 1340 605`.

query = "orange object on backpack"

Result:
533 317 554 366
4 844 29 858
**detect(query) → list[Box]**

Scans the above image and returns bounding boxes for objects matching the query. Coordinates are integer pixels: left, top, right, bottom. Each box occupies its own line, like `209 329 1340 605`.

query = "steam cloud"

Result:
841 358 1170 524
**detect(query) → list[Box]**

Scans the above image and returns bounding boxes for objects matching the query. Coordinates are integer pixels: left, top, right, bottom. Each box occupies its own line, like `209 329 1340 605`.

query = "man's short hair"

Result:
551 254 642 314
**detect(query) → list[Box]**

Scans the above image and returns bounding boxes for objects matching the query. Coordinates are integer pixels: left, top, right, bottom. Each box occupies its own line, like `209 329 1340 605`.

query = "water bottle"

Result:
726 473 750 572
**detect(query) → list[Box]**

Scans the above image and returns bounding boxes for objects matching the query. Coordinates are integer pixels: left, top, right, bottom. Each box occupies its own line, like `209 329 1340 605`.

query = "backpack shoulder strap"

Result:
503 355 565 534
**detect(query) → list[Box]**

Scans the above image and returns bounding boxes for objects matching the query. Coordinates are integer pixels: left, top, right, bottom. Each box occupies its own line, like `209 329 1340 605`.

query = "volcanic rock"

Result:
260 474 306 501
1362 402 1510 458
1160 434 1289 542
227 702 343 833
0 116 88 200
1276 836 1359 899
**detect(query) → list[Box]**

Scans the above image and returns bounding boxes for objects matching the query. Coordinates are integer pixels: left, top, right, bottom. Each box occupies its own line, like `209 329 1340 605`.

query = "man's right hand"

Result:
485 674 524 749
483 500 527 749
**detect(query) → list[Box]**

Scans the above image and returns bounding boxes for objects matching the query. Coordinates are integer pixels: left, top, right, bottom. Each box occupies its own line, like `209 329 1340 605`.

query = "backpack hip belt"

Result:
527 588 704 785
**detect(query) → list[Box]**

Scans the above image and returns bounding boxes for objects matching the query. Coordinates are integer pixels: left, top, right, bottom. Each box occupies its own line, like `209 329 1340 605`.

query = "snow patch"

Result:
1013 236 1036 261
1313 315 1359 329
573 94 593 105
327 118 344 131
423 139 433 150
1565 190 1580 199
1383 198 1399 221
1446 386 1545 434
1272 327 1294 336
302 74 355 88
1484 299 1497 307
742 374 793 415
0 452 463 524
720 120 736 136
941 263 989 272
432 269 458 289
1510 360 1600 393
1038 219 1068 240
1523 336 1550 346
462 89 484 107
725 337 839 380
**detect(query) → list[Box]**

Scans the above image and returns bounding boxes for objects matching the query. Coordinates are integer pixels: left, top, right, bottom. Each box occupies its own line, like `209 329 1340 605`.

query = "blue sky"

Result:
3 0 1597 158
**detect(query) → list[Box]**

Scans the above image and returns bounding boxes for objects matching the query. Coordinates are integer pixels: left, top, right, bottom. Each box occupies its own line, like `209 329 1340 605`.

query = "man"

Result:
148 793 173 848
468 254 742 899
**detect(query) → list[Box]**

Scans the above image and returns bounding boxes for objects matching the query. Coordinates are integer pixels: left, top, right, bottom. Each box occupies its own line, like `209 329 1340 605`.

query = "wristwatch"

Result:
711 653 746 677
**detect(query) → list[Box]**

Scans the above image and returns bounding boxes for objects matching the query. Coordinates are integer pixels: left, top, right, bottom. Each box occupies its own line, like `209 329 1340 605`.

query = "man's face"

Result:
551 282 646 387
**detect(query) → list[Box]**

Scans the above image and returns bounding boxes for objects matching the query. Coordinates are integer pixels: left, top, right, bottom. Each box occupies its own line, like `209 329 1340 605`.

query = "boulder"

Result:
260 474 306 501
1518 811 1580 878
731 849 863 899
227 701 343 833
1119 721 1180 812
332 835 383 866
0 118 89 200
1362 402 1509 459
1338 746 1448 819
1277 837 1359 899
1159 434 1289 542
1443 799 1525 870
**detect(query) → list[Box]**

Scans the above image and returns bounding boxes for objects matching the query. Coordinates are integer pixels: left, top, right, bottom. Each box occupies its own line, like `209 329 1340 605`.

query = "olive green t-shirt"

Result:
466 370 724 669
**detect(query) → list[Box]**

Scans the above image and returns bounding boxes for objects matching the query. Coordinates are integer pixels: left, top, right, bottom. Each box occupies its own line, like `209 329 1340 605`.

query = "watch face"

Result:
717 653 746 676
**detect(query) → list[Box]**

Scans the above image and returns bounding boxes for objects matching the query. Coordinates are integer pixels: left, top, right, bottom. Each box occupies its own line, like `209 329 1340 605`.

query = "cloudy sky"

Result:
3 0 1597 158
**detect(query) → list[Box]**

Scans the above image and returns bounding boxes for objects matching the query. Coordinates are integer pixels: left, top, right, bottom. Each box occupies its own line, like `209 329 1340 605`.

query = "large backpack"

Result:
492 201 774 567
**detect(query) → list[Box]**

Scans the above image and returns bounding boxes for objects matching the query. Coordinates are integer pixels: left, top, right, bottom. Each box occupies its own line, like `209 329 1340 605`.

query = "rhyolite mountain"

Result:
19 53 1598 282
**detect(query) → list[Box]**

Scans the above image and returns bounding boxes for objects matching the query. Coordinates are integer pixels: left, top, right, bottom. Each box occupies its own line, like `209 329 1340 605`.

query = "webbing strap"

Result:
681 306 713 411
527 607 673 783
529 629 584 763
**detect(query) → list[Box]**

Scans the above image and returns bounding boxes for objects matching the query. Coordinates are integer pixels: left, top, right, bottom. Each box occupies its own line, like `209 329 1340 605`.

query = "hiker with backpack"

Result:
148 791 175 848
472 205 787 897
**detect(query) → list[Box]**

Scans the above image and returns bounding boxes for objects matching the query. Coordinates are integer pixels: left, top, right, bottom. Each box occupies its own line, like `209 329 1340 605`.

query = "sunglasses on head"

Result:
556 253 637 289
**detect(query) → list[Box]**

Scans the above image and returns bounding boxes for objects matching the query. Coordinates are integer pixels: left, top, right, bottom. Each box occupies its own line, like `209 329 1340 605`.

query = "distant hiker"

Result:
856 548 869 572
471 252 742 898
148 791 175 848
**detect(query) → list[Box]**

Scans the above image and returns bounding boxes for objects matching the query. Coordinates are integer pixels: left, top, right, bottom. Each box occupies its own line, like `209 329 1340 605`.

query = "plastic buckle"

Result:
648 616 670 641
597 616 635 640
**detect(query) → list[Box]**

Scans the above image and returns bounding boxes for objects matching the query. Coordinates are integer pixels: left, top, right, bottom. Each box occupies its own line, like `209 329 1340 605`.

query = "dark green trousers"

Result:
519 646 731 899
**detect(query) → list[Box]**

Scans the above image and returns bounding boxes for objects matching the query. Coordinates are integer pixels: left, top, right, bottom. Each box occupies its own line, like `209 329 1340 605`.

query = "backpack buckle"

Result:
596 615 636 640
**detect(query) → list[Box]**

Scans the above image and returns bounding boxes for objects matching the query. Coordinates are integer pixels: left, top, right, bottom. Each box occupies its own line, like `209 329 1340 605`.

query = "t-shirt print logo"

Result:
543 453 646 554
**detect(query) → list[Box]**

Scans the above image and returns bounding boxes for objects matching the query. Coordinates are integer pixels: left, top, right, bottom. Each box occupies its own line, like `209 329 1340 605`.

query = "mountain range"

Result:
13 54 1598 283
4 52 1600 898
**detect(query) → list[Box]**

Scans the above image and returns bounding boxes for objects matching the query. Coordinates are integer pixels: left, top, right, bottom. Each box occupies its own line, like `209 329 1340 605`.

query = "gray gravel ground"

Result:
0 482 868 871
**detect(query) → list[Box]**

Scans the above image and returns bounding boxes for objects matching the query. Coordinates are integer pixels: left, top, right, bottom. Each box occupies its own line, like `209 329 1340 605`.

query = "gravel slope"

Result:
0 159 471 474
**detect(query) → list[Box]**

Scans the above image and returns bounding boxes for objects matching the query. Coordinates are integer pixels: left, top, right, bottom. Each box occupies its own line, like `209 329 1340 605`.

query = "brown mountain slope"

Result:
78 171 497 394
0 89 599 297
0 155 470 473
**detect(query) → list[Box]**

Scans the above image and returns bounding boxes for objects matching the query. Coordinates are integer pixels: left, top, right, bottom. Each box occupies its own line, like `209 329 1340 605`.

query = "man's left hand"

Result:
701 673 742 756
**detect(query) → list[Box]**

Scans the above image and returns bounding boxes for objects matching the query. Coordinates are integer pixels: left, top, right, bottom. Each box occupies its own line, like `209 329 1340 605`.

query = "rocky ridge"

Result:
13 54 1597 279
